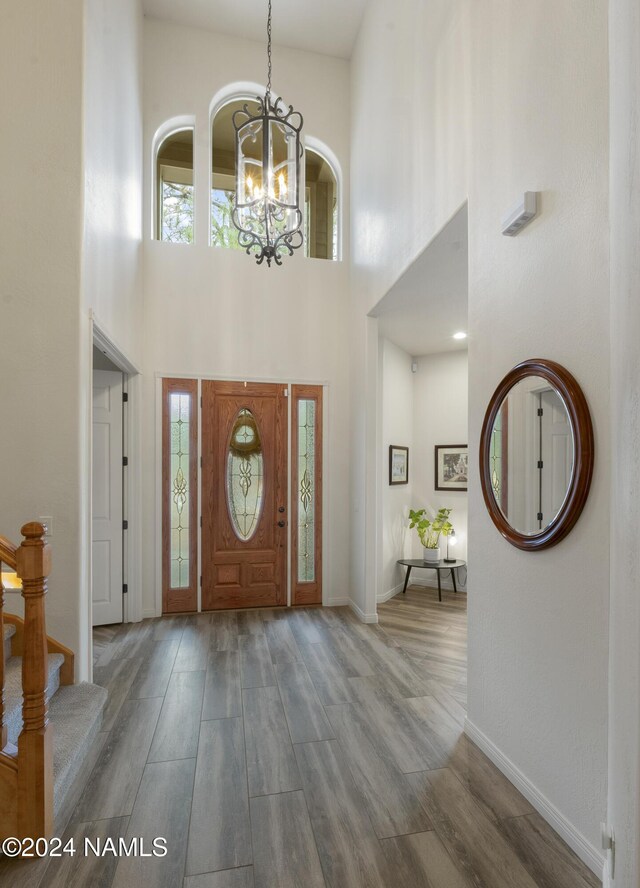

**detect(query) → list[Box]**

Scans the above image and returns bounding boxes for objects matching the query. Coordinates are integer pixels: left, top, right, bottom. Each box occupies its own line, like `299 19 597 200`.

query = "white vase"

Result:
423 547 440 563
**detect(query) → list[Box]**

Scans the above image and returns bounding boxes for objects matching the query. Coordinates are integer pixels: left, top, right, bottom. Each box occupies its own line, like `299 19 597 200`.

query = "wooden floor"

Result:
0 584 600 888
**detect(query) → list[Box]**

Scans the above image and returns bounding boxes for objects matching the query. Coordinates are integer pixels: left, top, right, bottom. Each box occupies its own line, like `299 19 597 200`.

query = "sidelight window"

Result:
162 379 198 613
292 385 323 604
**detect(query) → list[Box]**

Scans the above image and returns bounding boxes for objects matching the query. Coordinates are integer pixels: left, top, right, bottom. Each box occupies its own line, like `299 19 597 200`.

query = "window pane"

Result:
305 149 338 261
211 187 242 249
297 399 316 582
170 392 191 588
157 129 194 242
162 181 194 243
212 99 257 252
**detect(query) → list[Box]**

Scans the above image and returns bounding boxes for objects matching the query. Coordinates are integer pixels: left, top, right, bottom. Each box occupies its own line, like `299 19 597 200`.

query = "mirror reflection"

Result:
489 376 574 535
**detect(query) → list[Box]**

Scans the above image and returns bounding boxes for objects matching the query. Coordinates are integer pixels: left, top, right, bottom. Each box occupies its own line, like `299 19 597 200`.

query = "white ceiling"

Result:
371 204 469 357
142 0 369 59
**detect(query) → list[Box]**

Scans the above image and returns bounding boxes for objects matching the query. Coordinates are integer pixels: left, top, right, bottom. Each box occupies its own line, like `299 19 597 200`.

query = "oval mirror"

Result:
480 359 594 550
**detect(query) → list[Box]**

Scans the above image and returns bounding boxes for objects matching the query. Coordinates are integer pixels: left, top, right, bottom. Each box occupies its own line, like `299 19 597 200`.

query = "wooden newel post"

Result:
16 522 53 840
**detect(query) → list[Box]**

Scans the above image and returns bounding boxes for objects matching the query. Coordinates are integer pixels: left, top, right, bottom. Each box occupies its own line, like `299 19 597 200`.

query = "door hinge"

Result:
200 456 203 468
200 575 202 587
123 519 129 531
537 407 544 416
123 456 129 467
537 460 543 469
200 516 202 528
200 396 203 408
123 392 129 403
537 512 543 521
123 583 128 595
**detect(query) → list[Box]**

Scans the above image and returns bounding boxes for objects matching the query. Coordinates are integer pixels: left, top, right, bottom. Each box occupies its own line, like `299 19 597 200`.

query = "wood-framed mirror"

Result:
479 359 594 551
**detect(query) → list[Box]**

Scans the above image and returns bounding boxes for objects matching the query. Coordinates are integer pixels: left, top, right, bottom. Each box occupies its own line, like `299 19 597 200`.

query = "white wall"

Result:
352 0 609 873
350 0 470 313
607 0 640 884
141 20 351 617
0 1 87 671
466 1 609 869
412 351 468 564
350 0 470 620
82 0 144 668
379 339 414 599
1 0 144 678
84 0 144 367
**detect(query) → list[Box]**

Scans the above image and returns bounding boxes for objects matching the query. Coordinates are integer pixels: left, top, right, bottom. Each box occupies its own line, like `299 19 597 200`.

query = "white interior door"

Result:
92 369 124 625
540 388 573 525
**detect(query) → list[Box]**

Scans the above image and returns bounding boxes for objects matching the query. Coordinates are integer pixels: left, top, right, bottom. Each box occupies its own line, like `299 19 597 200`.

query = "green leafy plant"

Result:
408 507 454 549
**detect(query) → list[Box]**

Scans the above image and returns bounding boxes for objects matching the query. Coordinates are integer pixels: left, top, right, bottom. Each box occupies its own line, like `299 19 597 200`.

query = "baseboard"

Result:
347 599 379 624
326 597 350 607
142 608 157 620
377 582 403 604
464 719 605 878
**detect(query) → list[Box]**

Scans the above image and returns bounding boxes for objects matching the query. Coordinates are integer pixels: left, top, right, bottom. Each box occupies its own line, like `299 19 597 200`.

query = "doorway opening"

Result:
91 328 141 630
92 348 125 626
368 202 469 703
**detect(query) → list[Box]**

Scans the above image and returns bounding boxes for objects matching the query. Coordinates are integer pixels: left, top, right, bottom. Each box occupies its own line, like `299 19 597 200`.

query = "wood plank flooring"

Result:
0 583 601 888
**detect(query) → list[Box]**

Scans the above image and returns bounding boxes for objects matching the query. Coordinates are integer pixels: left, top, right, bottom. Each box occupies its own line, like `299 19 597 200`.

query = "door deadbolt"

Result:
278 520 286 527
278 506 285 513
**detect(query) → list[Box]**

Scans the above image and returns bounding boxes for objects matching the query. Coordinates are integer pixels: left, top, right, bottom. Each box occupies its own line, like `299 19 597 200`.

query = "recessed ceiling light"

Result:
453 331 467 340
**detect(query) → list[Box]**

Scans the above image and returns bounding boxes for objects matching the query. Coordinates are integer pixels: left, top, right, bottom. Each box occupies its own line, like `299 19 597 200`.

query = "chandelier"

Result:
231 0 304 267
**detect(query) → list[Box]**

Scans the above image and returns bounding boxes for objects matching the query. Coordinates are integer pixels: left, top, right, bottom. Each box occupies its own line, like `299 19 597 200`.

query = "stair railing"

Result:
0 522 53 840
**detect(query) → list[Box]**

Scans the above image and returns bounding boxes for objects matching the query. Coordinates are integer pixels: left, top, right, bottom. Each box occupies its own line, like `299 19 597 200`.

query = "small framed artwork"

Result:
389 445 409 485
435 444 468 491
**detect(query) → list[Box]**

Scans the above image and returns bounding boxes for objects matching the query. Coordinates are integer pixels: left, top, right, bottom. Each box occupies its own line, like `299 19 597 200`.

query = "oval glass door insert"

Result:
226 408 264 540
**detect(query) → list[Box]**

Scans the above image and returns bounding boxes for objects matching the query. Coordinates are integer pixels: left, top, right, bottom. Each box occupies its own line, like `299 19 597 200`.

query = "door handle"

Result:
278 520 286 527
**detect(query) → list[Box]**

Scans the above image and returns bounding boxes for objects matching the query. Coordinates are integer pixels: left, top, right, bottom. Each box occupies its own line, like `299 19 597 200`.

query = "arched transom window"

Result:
156 128 194 243
211 98 339 260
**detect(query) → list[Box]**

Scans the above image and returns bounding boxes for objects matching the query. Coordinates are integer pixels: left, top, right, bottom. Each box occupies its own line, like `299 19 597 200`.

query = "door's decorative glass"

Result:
297 399 315 582
227 408 264 540
170 393 191 588
490 406 503 508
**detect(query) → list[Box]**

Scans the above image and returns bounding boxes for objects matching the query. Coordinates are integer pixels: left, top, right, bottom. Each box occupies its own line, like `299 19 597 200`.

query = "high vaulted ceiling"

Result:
142 0 369 59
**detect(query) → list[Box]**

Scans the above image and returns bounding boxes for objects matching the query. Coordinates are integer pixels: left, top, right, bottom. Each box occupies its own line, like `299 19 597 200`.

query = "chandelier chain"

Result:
266 0 272 101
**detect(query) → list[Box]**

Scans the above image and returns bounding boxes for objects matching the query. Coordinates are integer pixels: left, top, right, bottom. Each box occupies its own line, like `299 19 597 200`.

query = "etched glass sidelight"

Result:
170 393 191 588
297 399 316 582
227 408 264 540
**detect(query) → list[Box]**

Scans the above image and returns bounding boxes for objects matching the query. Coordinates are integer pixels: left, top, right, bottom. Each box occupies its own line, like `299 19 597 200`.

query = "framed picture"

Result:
389 445 409 485
435 444 468 491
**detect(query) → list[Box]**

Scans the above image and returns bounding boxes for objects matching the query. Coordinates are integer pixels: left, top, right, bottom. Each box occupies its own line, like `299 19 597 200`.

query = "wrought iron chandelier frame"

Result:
231 0 304 267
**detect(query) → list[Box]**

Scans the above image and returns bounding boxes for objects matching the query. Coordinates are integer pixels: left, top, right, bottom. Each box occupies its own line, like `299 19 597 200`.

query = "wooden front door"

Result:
201 381 288 610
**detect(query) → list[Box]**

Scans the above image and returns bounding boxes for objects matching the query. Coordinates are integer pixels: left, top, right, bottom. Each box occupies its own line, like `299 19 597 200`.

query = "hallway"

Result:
1 589 598 887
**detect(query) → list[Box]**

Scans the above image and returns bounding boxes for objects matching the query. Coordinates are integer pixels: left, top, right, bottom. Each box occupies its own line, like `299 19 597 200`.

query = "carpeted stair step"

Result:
3 653 65 745
3 623 15 665
50 682 107 818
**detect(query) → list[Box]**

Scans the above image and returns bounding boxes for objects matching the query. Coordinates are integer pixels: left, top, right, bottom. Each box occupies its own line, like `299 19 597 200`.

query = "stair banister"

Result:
0 535 18 752
0 567 5 750
16 522 53 839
